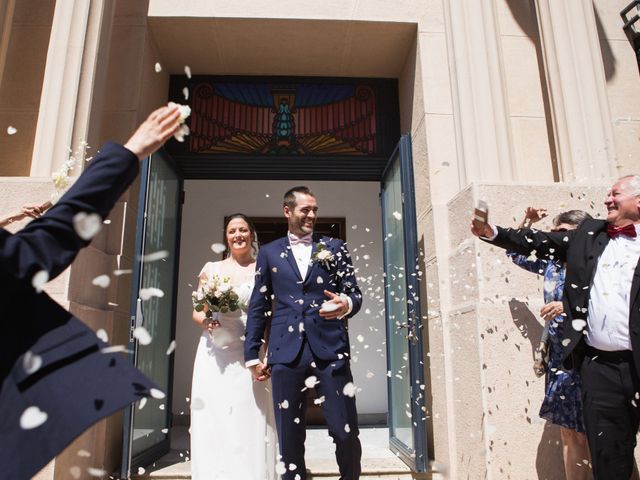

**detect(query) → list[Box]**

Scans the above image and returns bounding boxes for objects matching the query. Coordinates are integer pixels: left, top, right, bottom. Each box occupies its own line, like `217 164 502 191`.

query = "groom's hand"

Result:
250 362 270 382
319 290 349 320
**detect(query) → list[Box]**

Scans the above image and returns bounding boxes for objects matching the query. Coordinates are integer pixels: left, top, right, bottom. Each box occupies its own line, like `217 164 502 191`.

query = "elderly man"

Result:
470 175 640 479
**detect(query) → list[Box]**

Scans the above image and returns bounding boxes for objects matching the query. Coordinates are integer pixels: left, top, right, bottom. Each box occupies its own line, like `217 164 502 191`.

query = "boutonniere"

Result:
311 242 335 268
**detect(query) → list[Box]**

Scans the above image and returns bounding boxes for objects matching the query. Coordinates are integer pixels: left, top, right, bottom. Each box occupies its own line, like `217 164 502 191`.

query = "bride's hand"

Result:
203 317 221 333
250 362 270 382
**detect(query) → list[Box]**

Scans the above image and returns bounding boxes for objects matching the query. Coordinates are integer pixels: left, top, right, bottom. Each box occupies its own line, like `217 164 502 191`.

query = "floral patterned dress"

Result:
508 252 585 432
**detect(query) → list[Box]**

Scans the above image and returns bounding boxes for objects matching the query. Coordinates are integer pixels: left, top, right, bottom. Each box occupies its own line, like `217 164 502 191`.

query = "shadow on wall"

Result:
504 0 616 81
508 298 543 360
508 299 567 479
536 421 566 480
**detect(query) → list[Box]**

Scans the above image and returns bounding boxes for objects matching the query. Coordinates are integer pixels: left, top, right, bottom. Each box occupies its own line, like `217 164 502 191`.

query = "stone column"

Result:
445 0 516 185
534 0 617 182
30 0 115 177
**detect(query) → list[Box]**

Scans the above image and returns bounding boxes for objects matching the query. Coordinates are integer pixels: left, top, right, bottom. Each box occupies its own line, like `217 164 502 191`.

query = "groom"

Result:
245 186 363 480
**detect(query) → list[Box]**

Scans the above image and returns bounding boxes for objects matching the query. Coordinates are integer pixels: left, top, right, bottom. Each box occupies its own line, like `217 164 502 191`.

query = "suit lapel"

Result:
282 237 303 281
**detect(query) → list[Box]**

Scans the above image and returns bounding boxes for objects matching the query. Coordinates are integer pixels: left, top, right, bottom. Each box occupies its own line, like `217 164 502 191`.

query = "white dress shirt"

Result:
289 235 313 279
586 224 640 351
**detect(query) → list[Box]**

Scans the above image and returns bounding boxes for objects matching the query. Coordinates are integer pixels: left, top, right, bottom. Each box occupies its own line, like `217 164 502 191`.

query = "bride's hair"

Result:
223 213 259 259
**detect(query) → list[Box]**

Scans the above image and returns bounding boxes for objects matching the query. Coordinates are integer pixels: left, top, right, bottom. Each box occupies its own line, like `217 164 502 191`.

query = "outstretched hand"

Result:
519 207 547 228
470 218 494 239
124 105 182 160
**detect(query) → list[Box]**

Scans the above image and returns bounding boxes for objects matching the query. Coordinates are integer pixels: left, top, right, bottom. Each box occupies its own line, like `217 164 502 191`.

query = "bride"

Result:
190 213 278 480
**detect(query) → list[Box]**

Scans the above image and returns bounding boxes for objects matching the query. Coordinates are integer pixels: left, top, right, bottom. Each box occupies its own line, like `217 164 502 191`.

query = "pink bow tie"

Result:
288 232 312 245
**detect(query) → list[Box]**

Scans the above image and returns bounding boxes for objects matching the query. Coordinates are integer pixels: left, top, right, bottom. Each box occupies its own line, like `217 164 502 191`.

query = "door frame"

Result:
380 134 428 472
120 149 184 477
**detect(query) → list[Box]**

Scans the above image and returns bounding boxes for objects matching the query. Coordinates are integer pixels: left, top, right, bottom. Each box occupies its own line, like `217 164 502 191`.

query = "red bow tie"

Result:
288 232 313 245
606 223 637 239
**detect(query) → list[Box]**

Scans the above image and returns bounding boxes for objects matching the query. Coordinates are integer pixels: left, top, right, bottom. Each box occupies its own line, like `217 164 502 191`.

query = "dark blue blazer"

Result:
245 235 362 364
0 143 158 479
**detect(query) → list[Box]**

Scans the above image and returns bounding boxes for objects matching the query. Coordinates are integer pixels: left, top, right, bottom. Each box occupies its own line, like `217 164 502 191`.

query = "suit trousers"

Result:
580 348 640 479
270 337 362 480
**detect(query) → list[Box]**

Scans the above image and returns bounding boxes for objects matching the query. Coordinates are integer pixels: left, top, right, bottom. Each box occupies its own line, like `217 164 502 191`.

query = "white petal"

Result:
342 382 357 397
139 287 164 300
184 65 192 78
23 351 42 374
87 467 106 477
150 388 166 399
276 462 287 475
281 400 289 409
572 319 587 331
92 274 111 288
96 329 109 343
73 212 103 240
211 243 226 254
304 376 319 389
141 250 170 262
7 126 17 135
133 326 152 345
392 211 402 220
154 62 162 73
356 334 364 343
20 406 48 429
166 340 177 355
344 423 351 432
113 269 133 276
31 270 49 293
182 87 189 100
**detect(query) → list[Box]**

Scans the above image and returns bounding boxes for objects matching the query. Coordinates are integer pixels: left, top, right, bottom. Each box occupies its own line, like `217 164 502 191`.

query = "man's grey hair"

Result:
619 174 640 196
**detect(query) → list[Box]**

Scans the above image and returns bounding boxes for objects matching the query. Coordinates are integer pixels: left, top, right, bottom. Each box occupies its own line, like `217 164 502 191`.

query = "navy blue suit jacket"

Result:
0 143 158 479
245 235 362 364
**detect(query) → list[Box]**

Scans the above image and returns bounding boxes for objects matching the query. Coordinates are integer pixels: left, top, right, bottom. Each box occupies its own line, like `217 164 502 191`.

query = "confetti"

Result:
73 212 102 240
571 319 587 331
276 462 287 475
113 269 133 276
133 326 152 345
140 287 164 300
150 388 166 399
182 87 189 100
342 382 357 397
184 65 192 78
304 376 319 389
392 211 402 221
166 340 177 355
280 400 289 409
23 351 42 374
96 329 108 343
20 406 47 429
31 270 49 293
92 274 110 288
154 62 162 73
87 467 106 477
211 243 226 254
7 126 17 135
142 250 170 262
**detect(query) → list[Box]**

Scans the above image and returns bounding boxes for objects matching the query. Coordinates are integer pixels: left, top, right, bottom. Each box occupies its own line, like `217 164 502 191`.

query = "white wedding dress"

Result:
190 261 278 480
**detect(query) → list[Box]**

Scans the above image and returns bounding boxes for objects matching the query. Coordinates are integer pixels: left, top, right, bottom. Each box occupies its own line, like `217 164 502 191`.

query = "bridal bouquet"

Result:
191 275 240 324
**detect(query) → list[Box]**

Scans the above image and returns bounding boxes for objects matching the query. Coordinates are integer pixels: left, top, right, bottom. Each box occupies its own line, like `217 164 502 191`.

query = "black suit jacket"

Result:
0 143 158 479
490 219 640 373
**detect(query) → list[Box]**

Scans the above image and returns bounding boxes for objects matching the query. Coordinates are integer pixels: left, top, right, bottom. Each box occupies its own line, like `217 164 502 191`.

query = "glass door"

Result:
120 150 183 478
380 134 427 471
